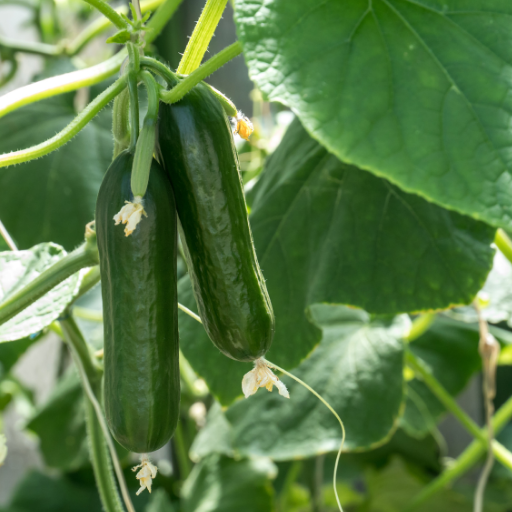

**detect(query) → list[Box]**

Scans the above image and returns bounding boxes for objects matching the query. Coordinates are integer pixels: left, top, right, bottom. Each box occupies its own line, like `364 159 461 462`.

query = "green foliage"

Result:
26 369 88 472
0 243 81 342
192 304 406 458
249 119 495 359
401 318 482 437
0 471 102 512
181 454 276 512
3 2 512 511
0 96 112 250
364 458 471 512
234 0 512 230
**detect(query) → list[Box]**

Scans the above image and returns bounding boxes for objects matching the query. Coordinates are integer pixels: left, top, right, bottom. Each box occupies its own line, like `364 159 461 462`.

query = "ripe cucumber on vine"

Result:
0 0 347 510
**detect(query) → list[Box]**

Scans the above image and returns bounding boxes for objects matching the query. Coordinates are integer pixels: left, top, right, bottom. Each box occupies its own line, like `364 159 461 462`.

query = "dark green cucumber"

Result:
96 151 179 453
158 83 274 362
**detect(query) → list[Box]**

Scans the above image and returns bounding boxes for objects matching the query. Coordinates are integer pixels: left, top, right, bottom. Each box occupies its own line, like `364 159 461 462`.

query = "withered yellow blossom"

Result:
242 358 289 399
132 456 158 495
114 197 147 236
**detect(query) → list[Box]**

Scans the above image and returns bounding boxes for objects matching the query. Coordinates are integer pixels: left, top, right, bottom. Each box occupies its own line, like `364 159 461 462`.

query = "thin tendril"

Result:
0 219 18 251
178 302 202 323
264 359 345 512
177 302 346 511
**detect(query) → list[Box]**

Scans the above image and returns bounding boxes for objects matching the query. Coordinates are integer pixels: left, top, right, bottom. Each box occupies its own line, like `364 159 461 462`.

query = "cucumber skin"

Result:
96 151 179 453
158 83 274 362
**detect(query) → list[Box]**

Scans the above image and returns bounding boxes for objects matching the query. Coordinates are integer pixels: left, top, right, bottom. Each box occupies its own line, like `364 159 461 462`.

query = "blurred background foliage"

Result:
1 1 512 511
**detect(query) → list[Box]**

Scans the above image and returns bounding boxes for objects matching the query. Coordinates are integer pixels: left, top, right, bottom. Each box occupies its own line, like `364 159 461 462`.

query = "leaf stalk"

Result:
0 236 99 327
0 77 127 169
177 0 229 74
160 41 242 104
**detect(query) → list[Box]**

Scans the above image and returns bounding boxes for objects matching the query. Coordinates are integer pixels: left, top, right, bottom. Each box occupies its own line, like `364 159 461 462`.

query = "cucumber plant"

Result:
0 1 512 511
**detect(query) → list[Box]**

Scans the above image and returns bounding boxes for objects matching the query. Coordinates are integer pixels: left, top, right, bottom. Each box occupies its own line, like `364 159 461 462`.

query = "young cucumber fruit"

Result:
158 83 274 362
96 151 180 453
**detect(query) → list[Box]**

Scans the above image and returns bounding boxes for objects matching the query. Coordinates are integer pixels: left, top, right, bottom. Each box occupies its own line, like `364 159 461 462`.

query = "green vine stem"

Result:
69 0 169 56
71 266 101 305
60 316 135 512
82 0 128 29
406 351 512 467
141 56 178 85
145 0 184 42
402 393 512 512
174 420 192 479
405 313 436 343
177 0 228 74
112 88 131 158
84 396 124 512
0 77 126 168
0 0 178 120
0 51 126 120
131 71 159 197
0 35 62 57
160 41 242 104
0 235 99 326
495 228 512 265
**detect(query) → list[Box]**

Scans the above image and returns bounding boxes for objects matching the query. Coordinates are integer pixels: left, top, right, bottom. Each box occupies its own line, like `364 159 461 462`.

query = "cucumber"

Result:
158 83 274 362
96 150 179 453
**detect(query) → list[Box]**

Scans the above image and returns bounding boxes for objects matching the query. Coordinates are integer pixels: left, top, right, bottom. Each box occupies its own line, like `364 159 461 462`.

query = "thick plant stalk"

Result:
0 236 99 326
72 266 101 305
177 0 228 74
141 56 178 85
406 351 512 467
402 358 512 512
82 0 128 29
495 228 512 265
84 386 124 512
160 41 242 104
0 77 127 168
61 316 135 512
0 51 126 120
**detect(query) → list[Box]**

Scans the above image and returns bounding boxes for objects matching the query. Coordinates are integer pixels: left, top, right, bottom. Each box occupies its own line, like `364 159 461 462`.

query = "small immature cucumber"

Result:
96 151 179 453
158 83 274 362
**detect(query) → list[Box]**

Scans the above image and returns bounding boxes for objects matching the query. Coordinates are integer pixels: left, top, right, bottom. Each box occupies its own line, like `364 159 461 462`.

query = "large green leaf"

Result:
400 317 481 437
234 0 512 229
249 119 494 352
181 454 276 512
0 243 81 342
0 94 112 250
26 369 88 472
191 305 406 459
